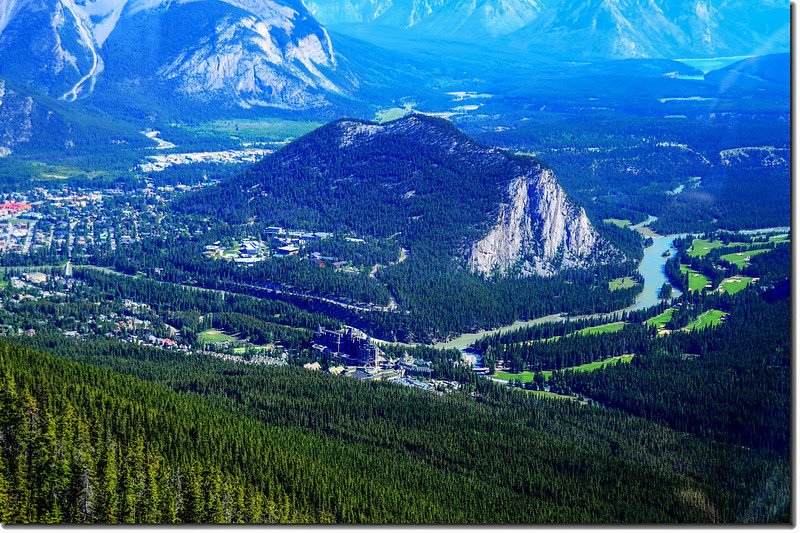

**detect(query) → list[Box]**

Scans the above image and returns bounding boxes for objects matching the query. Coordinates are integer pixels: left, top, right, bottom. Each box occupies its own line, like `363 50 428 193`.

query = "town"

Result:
0 183 203 263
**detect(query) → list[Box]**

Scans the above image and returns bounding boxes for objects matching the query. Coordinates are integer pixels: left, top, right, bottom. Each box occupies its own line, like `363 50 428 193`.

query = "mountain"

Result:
0 0 352 112
505 0 790 60
180 114 619 277
0 78 147 157
304 0 544 38
308 0 789 60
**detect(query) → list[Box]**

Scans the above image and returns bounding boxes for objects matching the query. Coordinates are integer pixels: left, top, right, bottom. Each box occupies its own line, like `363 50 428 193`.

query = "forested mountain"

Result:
0 338 789 523
0 78 148 157
180 114 620 276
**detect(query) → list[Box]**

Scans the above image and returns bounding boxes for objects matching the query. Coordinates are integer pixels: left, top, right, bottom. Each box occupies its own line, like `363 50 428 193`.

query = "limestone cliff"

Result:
468 167 617 277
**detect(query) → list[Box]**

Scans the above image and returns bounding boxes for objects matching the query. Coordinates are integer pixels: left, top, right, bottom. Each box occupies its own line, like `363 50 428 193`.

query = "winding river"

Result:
379 220 788 353
433 218 685 352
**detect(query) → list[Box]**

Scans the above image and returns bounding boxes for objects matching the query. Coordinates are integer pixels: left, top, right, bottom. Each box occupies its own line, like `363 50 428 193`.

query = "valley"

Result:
0 0 790 526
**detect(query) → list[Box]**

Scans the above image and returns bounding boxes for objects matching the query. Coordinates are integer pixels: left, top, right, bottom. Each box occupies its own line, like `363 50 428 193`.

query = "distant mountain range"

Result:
180 113 620 276
0 0 352 111
0 0 788 117
307 0 790 60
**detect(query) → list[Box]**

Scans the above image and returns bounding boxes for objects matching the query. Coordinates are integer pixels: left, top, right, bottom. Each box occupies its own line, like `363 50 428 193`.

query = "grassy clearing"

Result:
604 218 632 228
718 276 754 295
609 276 638 291
493 355 634 382
223 244 241 255
185 119 322 143
575 322 626 336
684 310 728 332
646 308 675 328
492 371 536 383
680 264 711 292
376 103 415 123
768 234 789 243
687 238 724 258
720 248 771 268
521 321 626 345
199 329 237 344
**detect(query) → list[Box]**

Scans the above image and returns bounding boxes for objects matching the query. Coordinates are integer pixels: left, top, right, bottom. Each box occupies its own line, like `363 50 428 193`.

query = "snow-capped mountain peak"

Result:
0 0 348 109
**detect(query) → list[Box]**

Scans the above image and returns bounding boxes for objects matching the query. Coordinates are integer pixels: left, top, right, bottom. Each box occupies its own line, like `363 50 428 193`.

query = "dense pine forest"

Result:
0 337 790 524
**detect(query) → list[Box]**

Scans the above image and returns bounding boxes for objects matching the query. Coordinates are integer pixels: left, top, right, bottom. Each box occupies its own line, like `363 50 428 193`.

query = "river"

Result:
433 217 684 352
379 221 788 353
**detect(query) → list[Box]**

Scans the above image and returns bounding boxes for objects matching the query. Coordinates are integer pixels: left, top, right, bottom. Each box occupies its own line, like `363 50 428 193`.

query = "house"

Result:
23 272 48 284
266 226 285 235
241 240 262 256
276 244 300 257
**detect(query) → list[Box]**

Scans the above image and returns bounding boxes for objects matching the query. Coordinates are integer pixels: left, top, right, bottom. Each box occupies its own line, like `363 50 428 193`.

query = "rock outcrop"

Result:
468 167 616 277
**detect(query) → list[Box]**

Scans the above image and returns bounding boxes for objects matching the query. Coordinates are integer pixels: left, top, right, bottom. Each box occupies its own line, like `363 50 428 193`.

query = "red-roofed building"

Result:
0 202 32 216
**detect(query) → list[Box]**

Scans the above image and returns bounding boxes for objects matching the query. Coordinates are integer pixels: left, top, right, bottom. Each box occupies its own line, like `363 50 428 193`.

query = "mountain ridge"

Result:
308 0 789 60
0 0 352 110
180 113 620 277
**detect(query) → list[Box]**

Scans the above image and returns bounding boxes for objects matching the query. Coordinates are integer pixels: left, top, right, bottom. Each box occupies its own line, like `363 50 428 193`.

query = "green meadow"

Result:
685 310 728 332
680 264 711 292
720 249 771 268
609 276 638 291
718 276 754 295
603 218 632 228
492 355 634 382
646 308 675 329
199 329 238 344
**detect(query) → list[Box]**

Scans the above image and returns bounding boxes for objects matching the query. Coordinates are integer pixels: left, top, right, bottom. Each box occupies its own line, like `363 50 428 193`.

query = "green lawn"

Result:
603 218 632 228
376 103 416 123
720 249 771 268
680 264 711 292
687 238 724 258
492 371 537 383
646 308 675 329
529 321 625 344
575 322 626 336
199 329 237 344
718 276 754 295
608 276 638 291
684 310 728 332
492 355 634 382
768 234 789 244
184 119 322 143
542 355 634 379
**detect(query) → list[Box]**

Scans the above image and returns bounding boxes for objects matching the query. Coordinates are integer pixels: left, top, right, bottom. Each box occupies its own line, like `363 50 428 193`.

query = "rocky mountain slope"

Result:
0 78 147 156
468 170 604 277
308 0 789 60
181 113 619 277
305 0 543 38
0 0 351 111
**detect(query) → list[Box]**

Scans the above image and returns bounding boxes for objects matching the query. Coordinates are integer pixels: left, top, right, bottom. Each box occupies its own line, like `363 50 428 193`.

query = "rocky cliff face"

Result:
0 80 34 155
0 0 349 110
468 167 615 277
